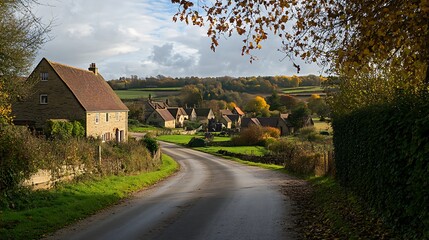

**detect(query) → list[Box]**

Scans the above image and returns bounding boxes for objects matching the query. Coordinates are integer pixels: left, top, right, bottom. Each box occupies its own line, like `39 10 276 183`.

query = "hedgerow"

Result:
332 90 429 239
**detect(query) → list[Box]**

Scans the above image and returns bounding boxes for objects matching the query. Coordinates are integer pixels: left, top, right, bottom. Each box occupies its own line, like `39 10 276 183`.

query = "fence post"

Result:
97 145 102 169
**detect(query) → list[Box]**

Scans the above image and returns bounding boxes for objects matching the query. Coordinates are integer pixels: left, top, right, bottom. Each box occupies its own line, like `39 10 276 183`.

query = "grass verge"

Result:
291 176 394 239
0 154 179 240
156 135 231 145
195 146 267 156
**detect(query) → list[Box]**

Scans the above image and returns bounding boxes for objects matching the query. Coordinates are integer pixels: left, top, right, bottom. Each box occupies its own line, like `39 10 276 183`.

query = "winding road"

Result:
45 142 297 240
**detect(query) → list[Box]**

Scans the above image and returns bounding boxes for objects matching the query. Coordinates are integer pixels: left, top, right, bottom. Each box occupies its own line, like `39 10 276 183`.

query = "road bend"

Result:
45 141 296 240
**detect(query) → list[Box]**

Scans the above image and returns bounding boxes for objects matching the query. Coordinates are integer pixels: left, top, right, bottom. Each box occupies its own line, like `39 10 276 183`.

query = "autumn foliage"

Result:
232 125 279 146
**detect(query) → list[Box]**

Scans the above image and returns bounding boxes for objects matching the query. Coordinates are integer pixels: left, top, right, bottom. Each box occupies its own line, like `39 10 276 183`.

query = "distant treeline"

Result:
108 75 326 93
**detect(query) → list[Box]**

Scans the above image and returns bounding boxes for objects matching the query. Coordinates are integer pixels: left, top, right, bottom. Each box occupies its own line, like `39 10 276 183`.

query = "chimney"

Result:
88 63 98 75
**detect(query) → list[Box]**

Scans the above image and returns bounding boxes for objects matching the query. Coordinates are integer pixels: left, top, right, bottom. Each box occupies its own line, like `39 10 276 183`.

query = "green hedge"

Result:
45 120 85 139
332 90 429 239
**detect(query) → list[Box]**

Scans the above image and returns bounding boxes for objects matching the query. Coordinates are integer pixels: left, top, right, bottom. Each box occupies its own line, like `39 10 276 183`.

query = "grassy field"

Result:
138 87 181 91
0 154 179 240
114 87 180 100
129 125 163 132
282 86 324 94
156 134 231 145
195 145 268 156
312 118 332 132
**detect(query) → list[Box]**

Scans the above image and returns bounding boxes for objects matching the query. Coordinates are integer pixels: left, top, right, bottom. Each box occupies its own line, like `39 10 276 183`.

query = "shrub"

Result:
264 126 280 138
44 120 85 139
268 138 328 175
232 125 280 146
297 126 324 142
0 125 44 192
188 137 206 147
141 136 159 154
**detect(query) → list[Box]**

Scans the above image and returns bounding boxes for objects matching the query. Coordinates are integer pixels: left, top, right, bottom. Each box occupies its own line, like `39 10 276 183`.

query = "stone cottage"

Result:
13 58 129 142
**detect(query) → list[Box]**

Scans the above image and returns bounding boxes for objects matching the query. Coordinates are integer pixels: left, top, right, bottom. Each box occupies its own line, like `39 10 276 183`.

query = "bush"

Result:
141 136 159 154
232 125 280 146
0 125 161 208
267 138 329 175
0 125 44 192
44 120 85 139
333 90 429 238
188 137 206 147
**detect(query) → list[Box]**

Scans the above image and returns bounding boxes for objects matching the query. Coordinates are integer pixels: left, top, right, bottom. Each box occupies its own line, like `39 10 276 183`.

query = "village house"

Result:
232 106 245 117
167 107 187 128
146 108 176 128
194 108 215 124
241 117 292 136
185 108 197 121
220 115 232 129
219 108 243 128
143 98 170 122
13 58 129 142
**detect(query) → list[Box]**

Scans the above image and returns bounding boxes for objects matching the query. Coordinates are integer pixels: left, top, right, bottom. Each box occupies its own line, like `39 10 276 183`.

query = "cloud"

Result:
33 0 322 79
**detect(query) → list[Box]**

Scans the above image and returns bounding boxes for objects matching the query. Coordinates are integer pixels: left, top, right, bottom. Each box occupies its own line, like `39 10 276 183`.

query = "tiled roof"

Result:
233 107 245 116
167 107 187 117
155 109 175 121
194 108 212 117
220 109 233 115
222 115 232 122
167 108 179 117
47 59 128 111
241 118 261 127
226 114 240 122
257 118 279 128
185 108 195 116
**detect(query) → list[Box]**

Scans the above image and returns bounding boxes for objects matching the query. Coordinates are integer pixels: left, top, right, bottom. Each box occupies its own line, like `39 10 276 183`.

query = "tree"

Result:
245 96 270 117
180 84 203 107
266 91 281 111
288 105 312 130
307 94 330 119
279 94 300 111
0 0 50 123
172 0 429 84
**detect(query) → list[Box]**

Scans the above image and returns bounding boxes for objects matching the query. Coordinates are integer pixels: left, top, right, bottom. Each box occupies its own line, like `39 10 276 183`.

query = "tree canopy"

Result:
172 0 429 84
0 0 49 123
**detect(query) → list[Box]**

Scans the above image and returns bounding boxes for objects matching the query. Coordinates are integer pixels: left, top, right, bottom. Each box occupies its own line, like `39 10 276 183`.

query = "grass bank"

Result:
0 154 179 240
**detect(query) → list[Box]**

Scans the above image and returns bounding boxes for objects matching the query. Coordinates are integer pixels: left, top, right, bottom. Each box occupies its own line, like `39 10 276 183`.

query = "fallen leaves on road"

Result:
281 177 394 239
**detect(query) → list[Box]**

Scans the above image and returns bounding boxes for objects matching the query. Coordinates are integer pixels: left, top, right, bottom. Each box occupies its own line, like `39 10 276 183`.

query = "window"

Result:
95 113 100 124
106 113 109 122
39 94 48 104
40 72 48 81
102 132 111 142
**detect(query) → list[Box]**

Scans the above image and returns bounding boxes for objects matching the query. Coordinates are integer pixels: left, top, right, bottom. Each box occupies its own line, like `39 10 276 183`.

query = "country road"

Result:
44 142 297 240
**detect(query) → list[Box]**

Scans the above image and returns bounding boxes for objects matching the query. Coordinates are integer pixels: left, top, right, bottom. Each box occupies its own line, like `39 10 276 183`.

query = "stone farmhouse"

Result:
167 107 188 128
194 108 215 124
146 108 176 128
13 58 129 142
241 114 314 136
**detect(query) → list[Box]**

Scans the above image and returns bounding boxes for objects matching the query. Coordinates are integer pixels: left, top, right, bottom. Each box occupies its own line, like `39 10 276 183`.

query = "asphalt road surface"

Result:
45 142 296 240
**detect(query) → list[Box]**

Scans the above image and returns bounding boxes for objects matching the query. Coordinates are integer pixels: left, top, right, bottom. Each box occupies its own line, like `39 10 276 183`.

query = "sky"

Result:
33 0 321 80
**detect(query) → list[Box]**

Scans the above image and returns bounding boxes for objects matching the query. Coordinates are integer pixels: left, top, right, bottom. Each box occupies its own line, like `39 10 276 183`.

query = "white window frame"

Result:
40 72 49 81
39 94 48 104
95 113 100 124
